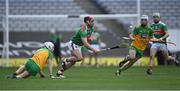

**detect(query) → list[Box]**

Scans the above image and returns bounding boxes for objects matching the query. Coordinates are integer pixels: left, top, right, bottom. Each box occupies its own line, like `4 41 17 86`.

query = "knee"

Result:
129 52 136 60
129 55 136 60
150 55 155 59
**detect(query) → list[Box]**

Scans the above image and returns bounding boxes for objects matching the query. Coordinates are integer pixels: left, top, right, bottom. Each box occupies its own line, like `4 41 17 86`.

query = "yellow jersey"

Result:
131 25 153 51
32 48 53 70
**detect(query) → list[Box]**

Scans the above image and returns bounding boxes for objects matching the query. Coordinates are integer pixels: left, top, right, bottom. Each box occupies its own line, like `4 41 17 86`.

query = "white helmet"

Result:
141 15 149 20
44 42 54 52
153 13 160 17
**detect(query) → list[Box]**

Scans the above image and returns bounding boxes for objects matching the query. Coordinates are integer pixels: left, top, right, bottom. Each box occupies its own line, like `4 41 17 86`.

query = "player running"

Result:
56 16 99 78
147 13 179 75
8 42 55 79
115 15 153 76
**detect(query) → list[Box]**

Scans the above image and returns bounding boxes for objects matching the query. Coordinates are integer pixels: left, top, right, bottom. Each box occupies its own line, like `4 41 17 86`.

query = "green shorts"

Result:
129 46 144 58
25 59 40 76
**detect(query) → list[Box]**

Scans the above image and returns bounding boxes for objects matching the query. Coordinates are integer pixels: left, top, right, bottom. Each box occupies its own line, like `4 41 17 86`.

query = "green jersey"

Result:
150 21 168 39
51 34 62 43
88 31 100 44
71 24 94 46
51 34 59 42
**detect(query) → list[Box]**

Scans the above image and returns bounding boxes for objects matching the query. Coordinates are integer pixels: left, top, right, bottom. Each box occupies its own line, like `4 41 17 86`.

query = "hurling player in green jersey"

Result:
147 13 179 75
56 16 99 78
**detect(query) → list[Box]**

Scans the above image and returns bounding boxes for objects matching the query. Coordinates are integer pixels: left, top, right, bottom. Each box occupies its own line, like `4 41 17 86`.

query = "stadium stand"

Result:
0 0 108 32
9 0 85 15
9 18 108 31
1 0 179 31
95 0 180 28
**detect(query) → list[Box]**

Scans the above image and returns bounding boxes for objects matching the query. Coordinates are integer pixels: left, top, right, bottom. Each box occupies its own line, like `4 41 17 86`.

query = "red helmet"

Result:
84 16 93 23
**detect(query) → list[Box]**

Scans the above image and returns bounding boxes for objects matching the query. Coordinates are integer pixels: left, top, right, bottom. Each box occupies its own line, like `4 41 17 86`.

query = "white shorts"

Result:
151 42 168 51
88 44 100 53
67 41 82 55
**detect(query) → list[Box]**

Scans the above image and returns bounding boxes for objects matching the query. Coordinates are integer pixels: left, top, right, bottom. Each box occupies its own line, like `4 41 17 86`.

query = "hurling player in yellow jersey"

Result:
8 42 55 79
115 15 153 76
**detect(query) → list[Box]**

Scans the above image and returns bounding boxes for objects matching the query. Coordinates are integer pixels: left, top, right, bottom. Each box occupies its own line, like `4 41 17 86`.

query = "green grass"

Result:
0 66 180 90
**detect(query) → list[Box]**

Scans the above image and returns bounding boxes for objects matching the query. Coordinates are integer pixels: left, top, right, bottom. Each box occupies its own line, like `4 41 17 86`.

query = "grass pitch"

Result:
0 66 180 90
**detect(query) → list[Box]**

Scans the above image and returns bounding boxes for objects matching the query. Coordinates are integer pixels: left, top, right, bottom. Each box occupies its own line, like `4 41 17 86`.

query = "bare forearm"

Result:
129 34 135 40
48 61 53 75
39 71 45 77
84 43 94 51
81 37 95 52
160 33 169 40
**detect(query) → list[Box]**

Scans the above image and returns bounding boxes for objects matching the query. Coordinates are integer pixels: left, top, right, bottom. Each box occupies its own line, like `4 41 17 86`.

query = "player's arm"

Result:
129 27 137 40
81 37 98 53
47 59 53 78
159 31 169 41
149 28 155 42
39 71 45 78
159 24 169 41
129 33 135 40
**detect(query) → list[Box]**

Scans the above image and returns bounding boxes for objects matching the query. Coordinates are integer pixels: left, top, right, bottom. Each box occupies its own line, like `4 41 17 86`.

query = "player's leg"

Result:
160 45 179 67
56 50 82 76
120 58 138 71
115 58 136 76
80 50 85 67
118 56 130 68
62 41 83 68
93 44 100 67
13 59 40 79
147 43 158 75
7 64 26 78
93 45 100 67
65 48 83 68
56 56 77 78
115 47 137 76
119 48 142 72
8 60 29 78
65 42 84 63
94 53 98 67
14 65 25 75
16 71 31 78
88 45 95 66
88 53 93 66
57 42 83 77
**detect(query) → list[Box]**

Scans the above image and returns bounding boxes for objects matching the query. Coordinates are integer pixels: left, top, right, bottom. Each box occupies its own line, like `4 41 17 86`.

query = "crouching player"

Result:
115 15 153 76
8 42 55 79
